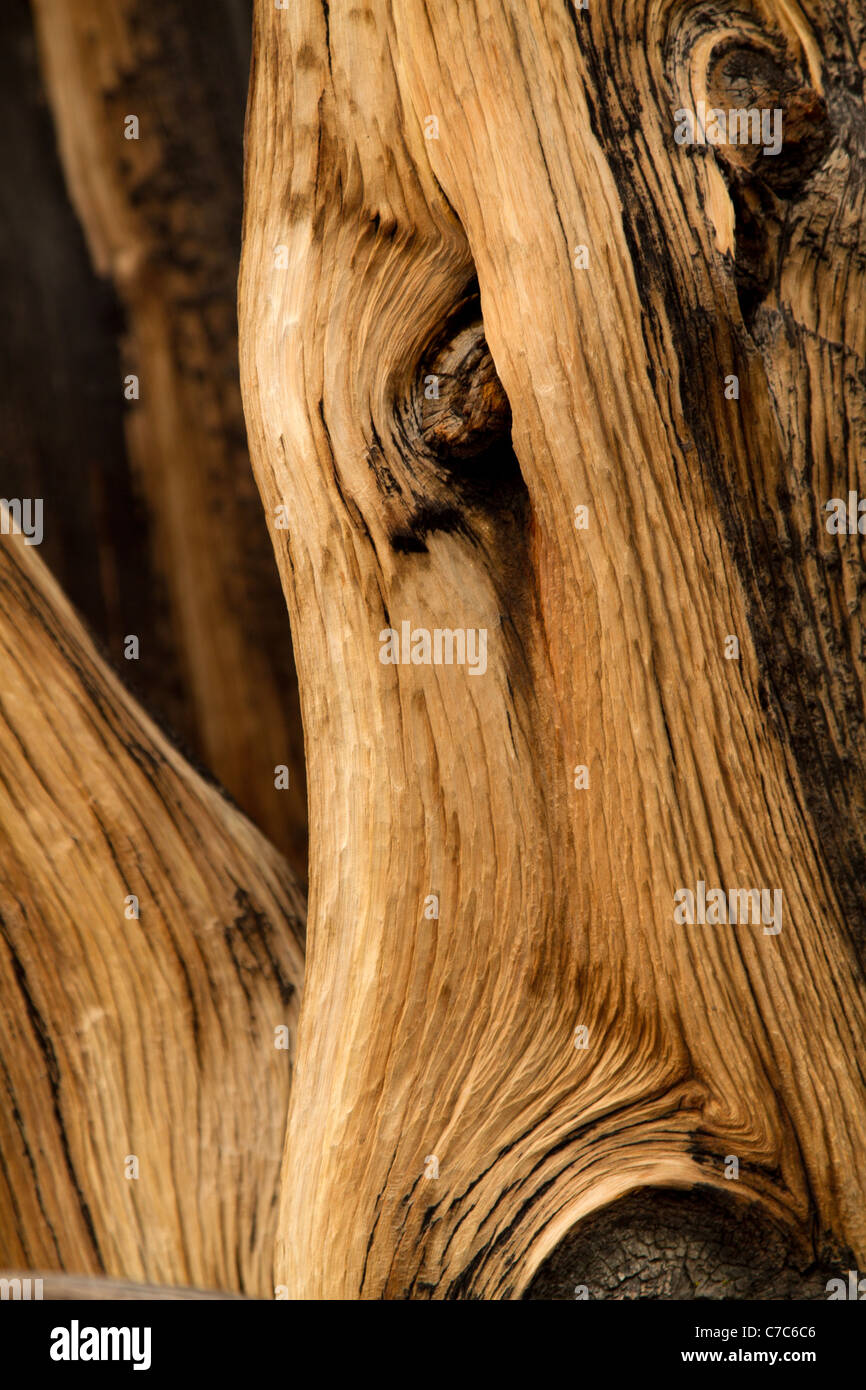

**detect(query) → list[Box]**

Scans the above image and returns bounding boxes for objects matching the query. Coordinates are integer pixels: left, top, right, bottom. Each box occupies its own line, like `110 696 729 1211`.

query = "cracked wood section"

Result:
240 0 866 1296
0 530 304 1295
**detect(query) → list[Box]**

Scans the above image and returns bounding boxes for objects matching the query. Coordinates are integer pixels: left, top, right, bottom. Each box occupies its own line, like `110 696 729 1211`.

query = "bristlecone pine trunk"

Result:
3 0 866 1300
239 0 866 1299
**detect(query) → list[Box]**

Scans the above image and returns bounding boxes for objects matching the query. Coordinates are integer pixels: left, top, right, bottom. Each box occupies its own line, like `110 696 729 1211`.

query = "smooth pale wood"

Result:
240 0 866 1297
28 0 308 877
0 528 304 1295
0 1271 251 1300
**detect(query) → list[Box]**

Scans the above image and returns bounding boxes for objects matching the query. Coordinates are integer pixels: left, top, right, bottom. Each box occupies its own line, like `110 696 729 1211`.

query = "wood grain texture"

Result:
26 0 307 877
0 527 304 1295
0 1270 252 1300
239 0 866 1297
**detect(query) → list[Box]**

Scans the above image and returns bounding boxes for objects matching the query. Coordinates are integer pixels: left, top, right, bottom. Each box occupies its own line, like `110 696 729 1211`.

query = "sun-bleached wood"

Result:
0 529 304 1295
0 1270 251 1300
240 0 866 1297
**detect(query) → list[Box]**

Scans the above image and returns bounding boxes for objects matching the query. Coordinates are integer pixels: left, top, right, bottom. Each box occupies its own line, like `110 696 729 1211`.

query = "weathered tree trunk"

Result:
0 529 304 1295
8 0 308 876
239 0 866 1298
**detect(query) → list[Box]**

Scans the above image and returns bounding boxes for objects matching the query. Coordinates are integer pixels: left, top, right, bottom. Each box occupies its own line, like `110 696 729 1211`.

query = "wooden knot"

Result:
704 40 830 194
417 321 511 463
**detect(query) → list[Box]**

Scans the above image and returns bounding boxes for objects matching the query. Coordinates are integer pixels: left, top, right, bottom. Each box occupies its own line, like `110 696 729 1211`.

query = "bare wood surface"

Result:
240 0 866 1298
0 529 304 1295
25 0 307 876
0 1270 252 1300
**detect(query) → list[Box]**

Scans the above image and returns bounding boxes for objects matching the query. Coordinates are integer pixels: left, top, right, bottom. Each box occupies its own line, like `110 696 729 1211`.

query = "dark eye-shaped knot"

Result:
703 40 829 194
416 319 512 463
